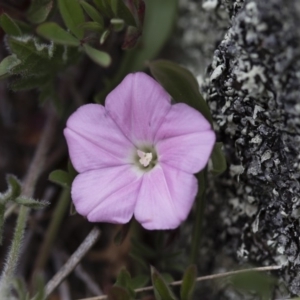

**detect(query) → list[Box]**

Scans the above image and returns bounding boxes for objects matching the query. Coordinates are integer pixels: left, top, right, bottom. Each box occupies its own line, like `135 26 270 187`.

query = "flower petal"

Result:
105 72 171 145
155 103 215 174
64 104 134 172
72 165 142 223
134 164 197 230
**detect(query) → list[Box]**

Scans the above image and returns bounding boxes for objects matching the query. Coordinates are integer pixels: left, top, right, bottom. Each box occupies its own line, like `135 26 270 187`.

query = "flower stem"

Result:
0 110 56 297
189 169 207 264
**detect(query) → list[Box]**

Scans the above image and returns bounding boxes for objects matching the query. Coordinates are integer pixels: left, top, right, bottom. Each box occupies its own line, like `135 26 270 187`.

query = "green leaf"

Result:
100 29 110 44
13 278 29 300
10 75 51 91
37 22 80 46
131 275 149 289
80 0 104 25
111 0 136 26
131 238 157 259
180 265 197 300
0 203 5 244
14 197 49 209
110 18 124 32
6 175 22 201
58 0 85 39
31 275 46 300
230 270 276 300
27 0 53 24
79 21 103 33
49 170 72 188
115 267 135 298
0 13 21 36
151 266 177 300
149 60 213 124
211 142 227 176
0 55 21 78
107 286 131 300
113 223 130 246
93 0 114 18
115 268 131 288
83 44 111 67
68 160 78 181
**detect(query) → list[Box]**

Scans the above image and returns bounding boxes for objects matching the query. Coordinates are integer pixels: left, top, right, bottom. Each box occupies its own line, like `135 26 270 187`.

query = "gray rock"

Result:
205 0 300 296
177 0 300 297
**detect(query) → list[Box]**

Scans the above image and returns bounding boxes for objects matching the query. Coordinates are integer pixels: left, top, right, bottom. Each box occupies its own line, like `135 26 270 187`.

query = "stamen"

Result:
137 150 153 167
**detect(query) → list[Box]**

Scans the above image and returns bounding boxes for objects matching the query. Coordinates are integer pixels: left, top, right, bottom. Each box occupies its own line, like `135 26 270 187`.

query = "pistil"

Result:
137 150 153 167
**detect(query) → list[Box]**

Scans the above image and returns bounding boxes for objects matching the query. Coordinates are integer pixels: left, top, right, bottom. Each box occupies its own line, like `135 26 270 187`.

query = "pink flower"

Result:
64 72 215 230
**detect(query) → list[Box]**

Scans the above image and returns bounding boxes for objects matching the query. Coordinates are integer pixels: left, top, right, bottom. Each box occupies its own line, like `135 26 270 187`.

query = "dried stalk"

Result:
45 227 101 297
77 265 282 300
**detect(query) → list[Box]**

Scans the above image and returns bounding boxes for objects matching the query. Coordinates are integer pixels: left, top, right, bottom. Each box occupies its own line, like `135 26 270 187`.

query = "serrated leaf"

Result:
131 275 149 289
0 13 21 36
27 0 53 24
111 0 136 26
151 266 177 300
180 265 197 300
0 55 21 78
58 0 85 39
10 75 51 91
211 142 227 176
149 60 213 124
107 286 131 300
80 0 104 25
14 197 49 209
49 170 72 188
37 22 80 46
110 18 124 32
83 44 111 67
8 37 49 62
79 21 103 33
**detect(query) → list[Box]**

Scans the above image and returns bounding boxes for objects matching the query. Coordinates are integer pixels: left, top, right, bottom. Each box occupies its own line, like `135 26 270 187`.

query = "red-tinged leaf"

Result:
122 26 141 50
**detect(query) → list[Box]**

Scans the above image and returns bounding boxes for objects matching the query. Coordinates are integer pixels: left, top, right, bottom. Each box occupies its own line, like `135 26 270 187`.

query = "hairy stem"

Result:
0 111 56 297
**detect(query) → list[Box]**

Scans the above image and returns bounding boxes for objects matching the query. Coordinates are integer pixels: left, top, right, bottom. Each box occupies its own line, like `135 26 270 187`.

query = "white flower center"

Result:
137 149 153 167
